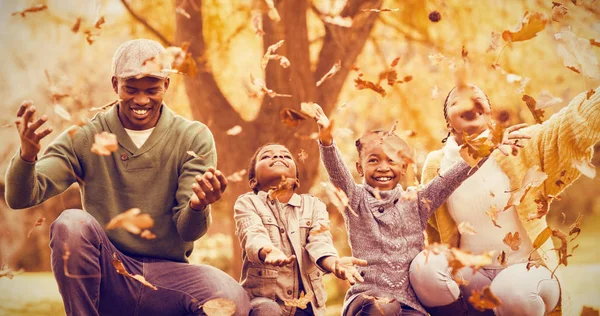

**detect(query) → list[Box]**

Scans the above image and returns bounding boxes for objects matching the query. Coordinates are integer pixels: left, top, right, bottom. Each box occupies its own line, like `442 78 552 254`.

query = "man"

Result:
5 39 250 315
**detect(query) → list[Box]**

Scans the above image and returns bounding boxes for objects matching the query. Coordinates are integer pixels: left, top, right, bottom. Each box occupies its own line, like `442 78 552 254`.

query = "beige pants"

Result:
409 250 560 316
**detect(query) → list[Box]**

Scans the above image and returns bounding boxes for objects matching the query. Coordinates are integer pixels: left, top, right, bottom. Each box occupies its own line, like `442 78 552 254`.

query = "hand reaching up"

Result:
259 245 296 267
15 100 53 162
497 123 531 156
313 104 333 146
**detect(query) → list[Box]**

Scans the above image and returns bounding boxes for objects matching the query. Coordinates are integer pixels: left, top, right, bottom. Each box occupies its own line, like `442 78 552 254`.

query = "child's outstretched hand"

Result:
313 104 333 146
259 245 296 267
332 256 368 285
497 123 531 156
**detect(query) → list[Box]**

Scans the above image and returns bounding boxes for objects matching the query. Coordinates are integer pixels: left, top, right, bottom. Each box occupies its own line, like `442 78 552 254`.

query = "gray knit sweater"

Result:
319 142 483 314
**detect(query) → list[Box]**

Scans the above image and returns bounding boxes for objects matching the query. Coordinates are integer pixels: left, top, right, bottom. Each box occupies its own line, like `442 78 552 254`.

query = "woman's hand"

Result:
497 123 531 156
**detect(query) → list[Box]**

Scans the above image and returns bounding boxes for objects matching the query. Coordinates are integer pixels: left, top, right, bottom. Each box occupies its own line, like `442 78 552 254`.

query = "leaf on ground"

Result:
573 159 596 179
310 223 330 236
485 206 502 228
201 298 237 316
469 285 502 311
554 29 600 79
497 251 508 267
458 222 477 235
251 10 265 36
264 0 280 22
503 232 522 251
268 176 297 201
505 166 548 210
226 125 242 136
226 169 247 183
502 11 547 42
112 253 158 290
11 4 48 17
284 291 313 309
532 227 553 249
522 95 544 124
297 150 308 164
354 75 386 97
316 60 341 87
551 2 568 22
280 108 309 127
322 182 358 217
26 217 46 238
487 31 502 52
91 132 118 156
322 15 353 27
106 208 154 236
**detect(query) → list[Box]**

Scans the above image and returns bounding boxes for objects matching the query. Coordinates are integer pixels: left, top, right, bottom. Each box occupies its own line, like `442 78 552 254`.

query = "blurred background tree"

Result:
0 0 599 314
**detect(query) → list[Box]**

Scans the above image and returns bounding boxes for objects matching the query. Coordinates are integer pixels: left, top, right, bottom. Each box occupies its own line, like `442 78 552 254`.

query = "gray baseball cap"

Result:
111 39 171 79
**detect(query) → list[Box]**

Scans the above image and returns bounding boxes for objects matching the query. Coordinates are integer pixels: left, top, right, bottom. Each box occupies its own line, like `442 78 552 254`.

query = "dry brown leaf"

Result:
591 39 600 48
94 16 106 29
249 73 292 98
447 248 494 283
580 306 600 316
485 206 502 228
354 75 386 97
316 61 341 87
573 159 596 179
106 208 154 236
300 102 319 118
27 217 46 238
458 222 477 235
469 285 502 311
280 108 309 127
569 213 583 240
201 298 237 316
497 251 508 267
505 166 548 211
175 7 191 19
381 134 413 165
551 2 568 22
528 193 552 220
11 4 48 17
487 31 502 53
283 291 313 309
322 182 358 217
268 177 297 201
555 29 600 79
142 43 198 77
310 223 330 236
264 0 280 22
459 121 504 167
522 95 544 124
532 227 553 249
551 228 571 267
112 253 158 290
502 11 548 42
587 89 596 100
297 150 308 164
503 232 522 251
91 132 118 156
71 18 82 33
226 169 247 183
251 10 265 36
261 40 289 70
226 125 242 136
322 15 353 27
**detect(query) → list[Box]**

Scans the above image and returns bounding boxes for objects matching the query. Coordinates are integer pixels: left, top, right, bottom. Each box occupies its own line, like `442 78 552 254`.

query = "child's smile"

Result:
356 138 407 191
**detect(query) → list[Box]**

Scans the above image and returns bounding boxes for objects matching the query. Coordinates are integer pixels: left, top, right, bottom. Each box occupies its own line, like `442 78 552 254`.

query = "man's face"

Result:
112 76 170 130
446 85 492 137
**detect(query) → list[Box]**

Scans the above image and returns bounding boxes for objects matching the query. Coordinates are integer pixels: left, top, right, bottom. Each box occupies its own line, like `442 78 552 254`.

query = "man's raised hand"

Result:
190 167 228 211
15 100 53 162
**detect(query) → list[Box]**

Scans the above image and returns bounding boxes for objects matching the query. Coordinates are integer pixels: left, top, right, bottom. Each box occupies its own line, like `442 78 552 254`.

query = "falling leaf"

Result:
249 73 292 98
569 213 583 239
54 104 72 121
226 125 242 136
297 150 308 164
310 223 330 236
91 132 118 156
486 206 502 228
71 18 82 33
201 298 237 316
112 253 158 290
522 95 544 124
354 75 386 97
428 53 446 66
469 285 502 311
497 251 507 267
528 193 552 220
294 132 319 141
581 306 600 316
186 151 205 159
536 90 563 109
227 169 247 183
94 16 106 29
505 166 548 210
83 30 98 45
587 89 596 100
431 85 440 99
268 177 297 201
591 39 600 48
261 40 290 69
381 134 413 164
142 43 198 77
554 29 600 79
361 8 400 12
447 248 494 283
106 208 154 236
175 7 191 19
26 217 46 238
502 11 548 42
503 232 522 251
573 159 596 179
458 122 504 167
251 10 265 36
322 182 358 217
300 102 319 118
458 222 477 235
322 15 353 27
487 31 502 52
532 227 553 249
316 61 341 87
264 0 280 22
551 2 568 22
140 230 156 240
284 291 313 309
11 4 48 17
280 108 309 127
0 266 24 279
551 228 570 267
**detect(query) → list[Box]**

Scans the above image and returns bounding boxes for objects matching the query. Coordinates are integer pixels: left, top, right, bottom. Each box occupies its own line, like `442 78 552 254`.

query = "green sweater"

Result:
5 104 216 262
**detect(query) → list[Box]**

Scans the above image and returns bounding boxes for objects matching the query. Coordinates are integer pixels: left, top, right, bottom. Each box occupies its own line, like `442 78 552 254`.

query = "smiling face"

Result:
112 76 170 130
445 85 492 139
356 134 407 191
251 144 298 192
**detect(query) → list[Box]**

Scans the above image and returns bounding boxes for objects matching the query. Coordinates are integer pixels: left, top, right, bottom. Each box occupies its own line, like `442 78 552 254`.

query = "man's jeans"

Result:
49 209 250 315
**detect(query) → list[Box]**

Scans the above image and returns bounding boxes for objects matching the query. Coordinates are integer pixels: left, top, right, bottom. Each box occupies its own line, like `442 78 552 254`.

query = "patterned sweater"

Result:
319 142 484 314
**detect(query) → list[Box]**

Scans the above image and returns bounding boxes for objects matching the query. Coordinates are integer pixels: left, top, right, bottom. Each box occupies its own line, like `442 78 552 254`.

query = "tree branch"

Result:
120 0 173 47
